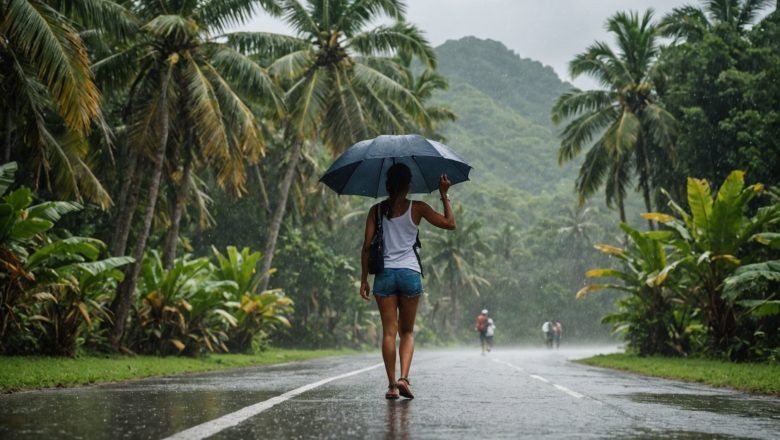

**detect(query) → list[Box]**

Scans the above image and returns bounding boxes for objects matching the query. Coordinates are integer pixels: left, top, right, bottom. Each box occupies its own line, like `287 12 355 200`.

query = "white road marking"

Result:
492 358 586 400
553 383 585 399
529 374 550 383
162 362 384 440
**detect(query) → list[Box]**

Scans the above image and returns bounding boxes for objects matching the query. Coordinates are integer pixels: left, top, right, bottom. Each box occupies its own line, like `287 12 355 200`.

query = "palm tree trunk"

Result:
638 139 656 230
618 193 626 223
162 153 192 269
111 66 172 349
110 148 142 256
259 137 302 292
3 112 12 162
641 185 655 229
253 164 270 212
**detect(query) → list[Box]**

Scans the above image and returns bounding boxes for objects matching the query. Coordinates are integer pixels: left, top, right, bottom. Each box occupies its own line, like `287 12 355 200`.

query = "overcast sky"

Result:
238 1 772 89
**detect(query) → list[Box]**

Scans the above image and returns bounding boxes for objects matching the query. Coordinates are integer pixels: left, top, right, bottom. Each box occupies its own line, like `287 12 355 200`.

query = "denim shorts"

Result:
373 268 423 297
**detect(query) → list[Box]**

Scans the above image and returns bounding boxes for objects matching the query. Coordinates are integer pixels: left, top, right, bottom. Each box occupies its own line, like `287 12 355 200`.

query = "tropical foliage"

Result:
551 10 676 223
580 171 780 360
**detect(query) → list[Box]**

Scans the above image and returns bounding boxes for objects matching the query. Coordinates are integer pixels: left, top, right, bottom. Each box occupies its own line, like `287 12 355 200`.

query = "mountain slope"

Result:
436 37 573 127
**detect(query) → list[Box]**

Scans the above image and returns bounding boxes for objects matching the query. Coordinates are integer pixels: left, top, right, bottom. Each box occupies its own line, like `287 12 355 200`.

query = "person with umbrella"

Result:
321 134 469 400
361 165 455 399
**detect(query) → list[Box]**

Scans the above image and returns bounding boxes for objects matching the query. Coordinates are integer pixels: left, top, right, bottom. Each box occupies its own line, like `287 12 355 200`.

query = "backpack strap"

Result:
413 231 424 277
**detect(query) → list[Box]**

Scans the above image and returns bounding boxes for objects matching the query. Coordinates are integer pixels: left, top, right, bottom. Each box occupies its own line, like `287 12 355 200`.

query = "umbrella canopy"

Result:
320 134 472 198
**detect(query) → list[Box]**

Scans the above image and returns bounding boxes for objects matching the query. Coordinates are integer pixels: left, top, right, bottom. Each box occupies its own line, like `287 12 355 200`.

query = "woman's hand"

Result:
360 280 371 301
438 174 451 197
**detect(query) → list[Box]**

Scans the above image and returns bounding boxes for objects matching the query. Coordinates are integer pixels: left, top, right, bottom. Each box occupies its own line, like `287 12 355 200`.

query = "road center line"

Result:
529 374 550 383
491 358 585 400
162 362 383 440
553 383 585 399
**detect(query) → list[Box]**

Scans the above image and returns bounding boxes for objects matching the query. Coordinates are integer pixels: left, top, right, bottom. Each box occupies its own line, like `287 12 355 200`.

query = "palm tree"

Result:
660 0 774 40
0 0 134 207
374 51 456 139
557 205 598 283
238 0 439 291
424 207 490 335
551 10 677 226
100 0 284 348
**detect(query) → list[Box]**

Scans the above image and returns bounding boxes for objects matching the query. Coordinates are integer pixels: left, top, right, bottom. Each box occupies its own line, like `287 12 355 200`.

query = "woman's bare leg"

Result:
398 295 420 379
375 295 399 385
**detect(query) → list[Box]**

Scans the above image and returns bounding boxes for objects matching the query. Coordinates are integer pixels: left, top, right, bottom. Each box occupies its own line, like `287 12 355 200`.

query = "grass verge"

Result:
577 353 780 395
0 348 356 393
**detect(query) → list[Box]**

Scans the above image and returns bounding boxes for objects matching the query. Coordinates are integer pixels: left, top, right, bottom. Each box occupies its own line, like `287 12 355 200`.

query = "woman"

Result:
360 163 456 399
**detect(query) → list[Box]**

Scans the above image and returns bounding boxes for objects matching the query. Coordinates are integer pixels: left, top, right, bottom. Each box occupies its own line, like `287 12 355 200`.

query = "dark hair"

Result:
386 163 412 199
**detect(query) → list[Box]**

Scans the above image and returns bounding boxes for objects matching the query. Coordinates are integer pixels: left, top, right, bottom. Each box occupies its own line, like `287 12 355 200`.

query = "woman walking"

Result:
360 163 456 399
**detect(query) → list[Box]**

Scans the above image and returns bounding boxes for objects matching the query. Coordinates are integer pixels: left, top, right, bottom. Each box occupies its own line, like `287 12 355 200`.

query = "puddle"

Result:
624 393 780 420
610 427 757 439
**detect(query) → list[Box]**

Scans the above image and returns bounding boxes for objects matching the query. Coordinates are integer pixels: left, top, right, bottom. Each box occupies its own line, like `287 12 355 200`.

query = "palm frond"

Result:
268 49 314 80
604 154 631 209
658 5 710 40
196 0 283 32
603 109 640 157
207 45 285 115
337 0 406 33
569 41 630 88
286 68 330 139
281 0 321 37
351 62 426 118
575 140 611 205
641 103 677 155
349 22 436 68
320 64 369 152
142 14 197 41
224 31 308 60
181 54 231 169
557 105 618 164
551 89 615 125
51 131 112 208
53 0 138 38
737 0 772 28
5 0 101 134
91 45 143 92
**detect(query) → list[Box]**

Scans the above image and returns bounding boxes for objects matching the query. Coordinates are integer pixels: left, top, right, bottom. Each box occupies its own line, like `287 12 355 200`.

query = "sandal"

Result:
397 377 414 399
385 383 400 400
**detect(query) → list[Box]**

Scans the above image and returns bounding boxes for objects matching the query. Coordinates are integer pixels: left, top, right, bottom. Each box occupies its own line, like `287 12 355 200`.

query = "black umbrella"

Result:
320 134 472 197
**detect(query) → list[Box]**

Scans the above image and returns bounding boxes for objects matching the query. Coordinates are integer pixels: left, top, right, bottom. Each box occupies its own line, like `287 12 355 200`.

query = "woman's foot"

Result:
396 377 413 399
385 383 400 399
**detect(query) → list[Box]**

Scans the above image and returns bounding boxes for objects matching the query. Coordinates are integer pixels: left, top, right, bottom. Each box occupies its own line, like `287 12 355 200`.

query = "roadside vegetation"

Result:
0 348 355 392
578 353 780 395
562 1 780 364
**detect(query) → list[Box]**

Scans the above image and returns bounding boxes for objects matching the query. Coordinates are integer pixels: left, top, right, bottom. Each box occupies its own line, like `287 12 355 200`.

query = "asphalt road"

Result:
1 347 779 439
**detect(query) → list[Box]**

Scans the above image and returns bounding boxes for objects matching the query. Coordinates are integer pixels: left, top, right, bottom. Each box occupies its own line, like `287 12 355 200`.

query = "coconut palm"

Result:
238 0 439 291
660 0 774 41
0 0 135 207
373 50 456 140
424 207 490 335
551 10 677 226
100 0 284 348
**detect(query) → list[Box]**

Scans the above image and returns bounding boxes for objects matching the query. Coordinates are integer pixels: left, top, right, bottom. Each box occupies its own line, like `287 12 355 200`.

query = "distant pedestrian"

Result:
360 164 456 400
475 309 490 354
485 317 496 352
553 320 562 349
542 320 553 348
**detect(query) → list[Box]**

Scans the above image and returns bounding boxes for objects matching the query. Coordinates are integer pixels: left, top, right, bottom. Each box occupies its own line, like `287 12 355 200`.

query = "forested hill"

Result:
431 37 580 226
436 37 572 127
423 37 616 342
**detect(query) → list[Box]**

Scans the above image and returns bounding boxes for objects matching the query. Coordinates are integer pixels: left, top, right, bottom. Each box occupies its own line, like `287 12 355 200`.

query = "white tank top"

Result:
382 201 421 273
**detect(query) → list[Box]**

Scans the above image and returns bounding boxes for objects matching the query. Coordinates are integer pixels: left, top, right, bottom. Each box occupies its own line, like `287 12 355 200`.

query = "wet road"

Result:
1 347 779 439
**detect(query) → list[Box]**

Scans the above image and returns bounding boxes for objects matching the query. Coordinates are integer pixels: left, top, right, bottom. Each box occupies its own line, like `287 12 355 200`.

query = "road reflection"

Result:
385 399 411 440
